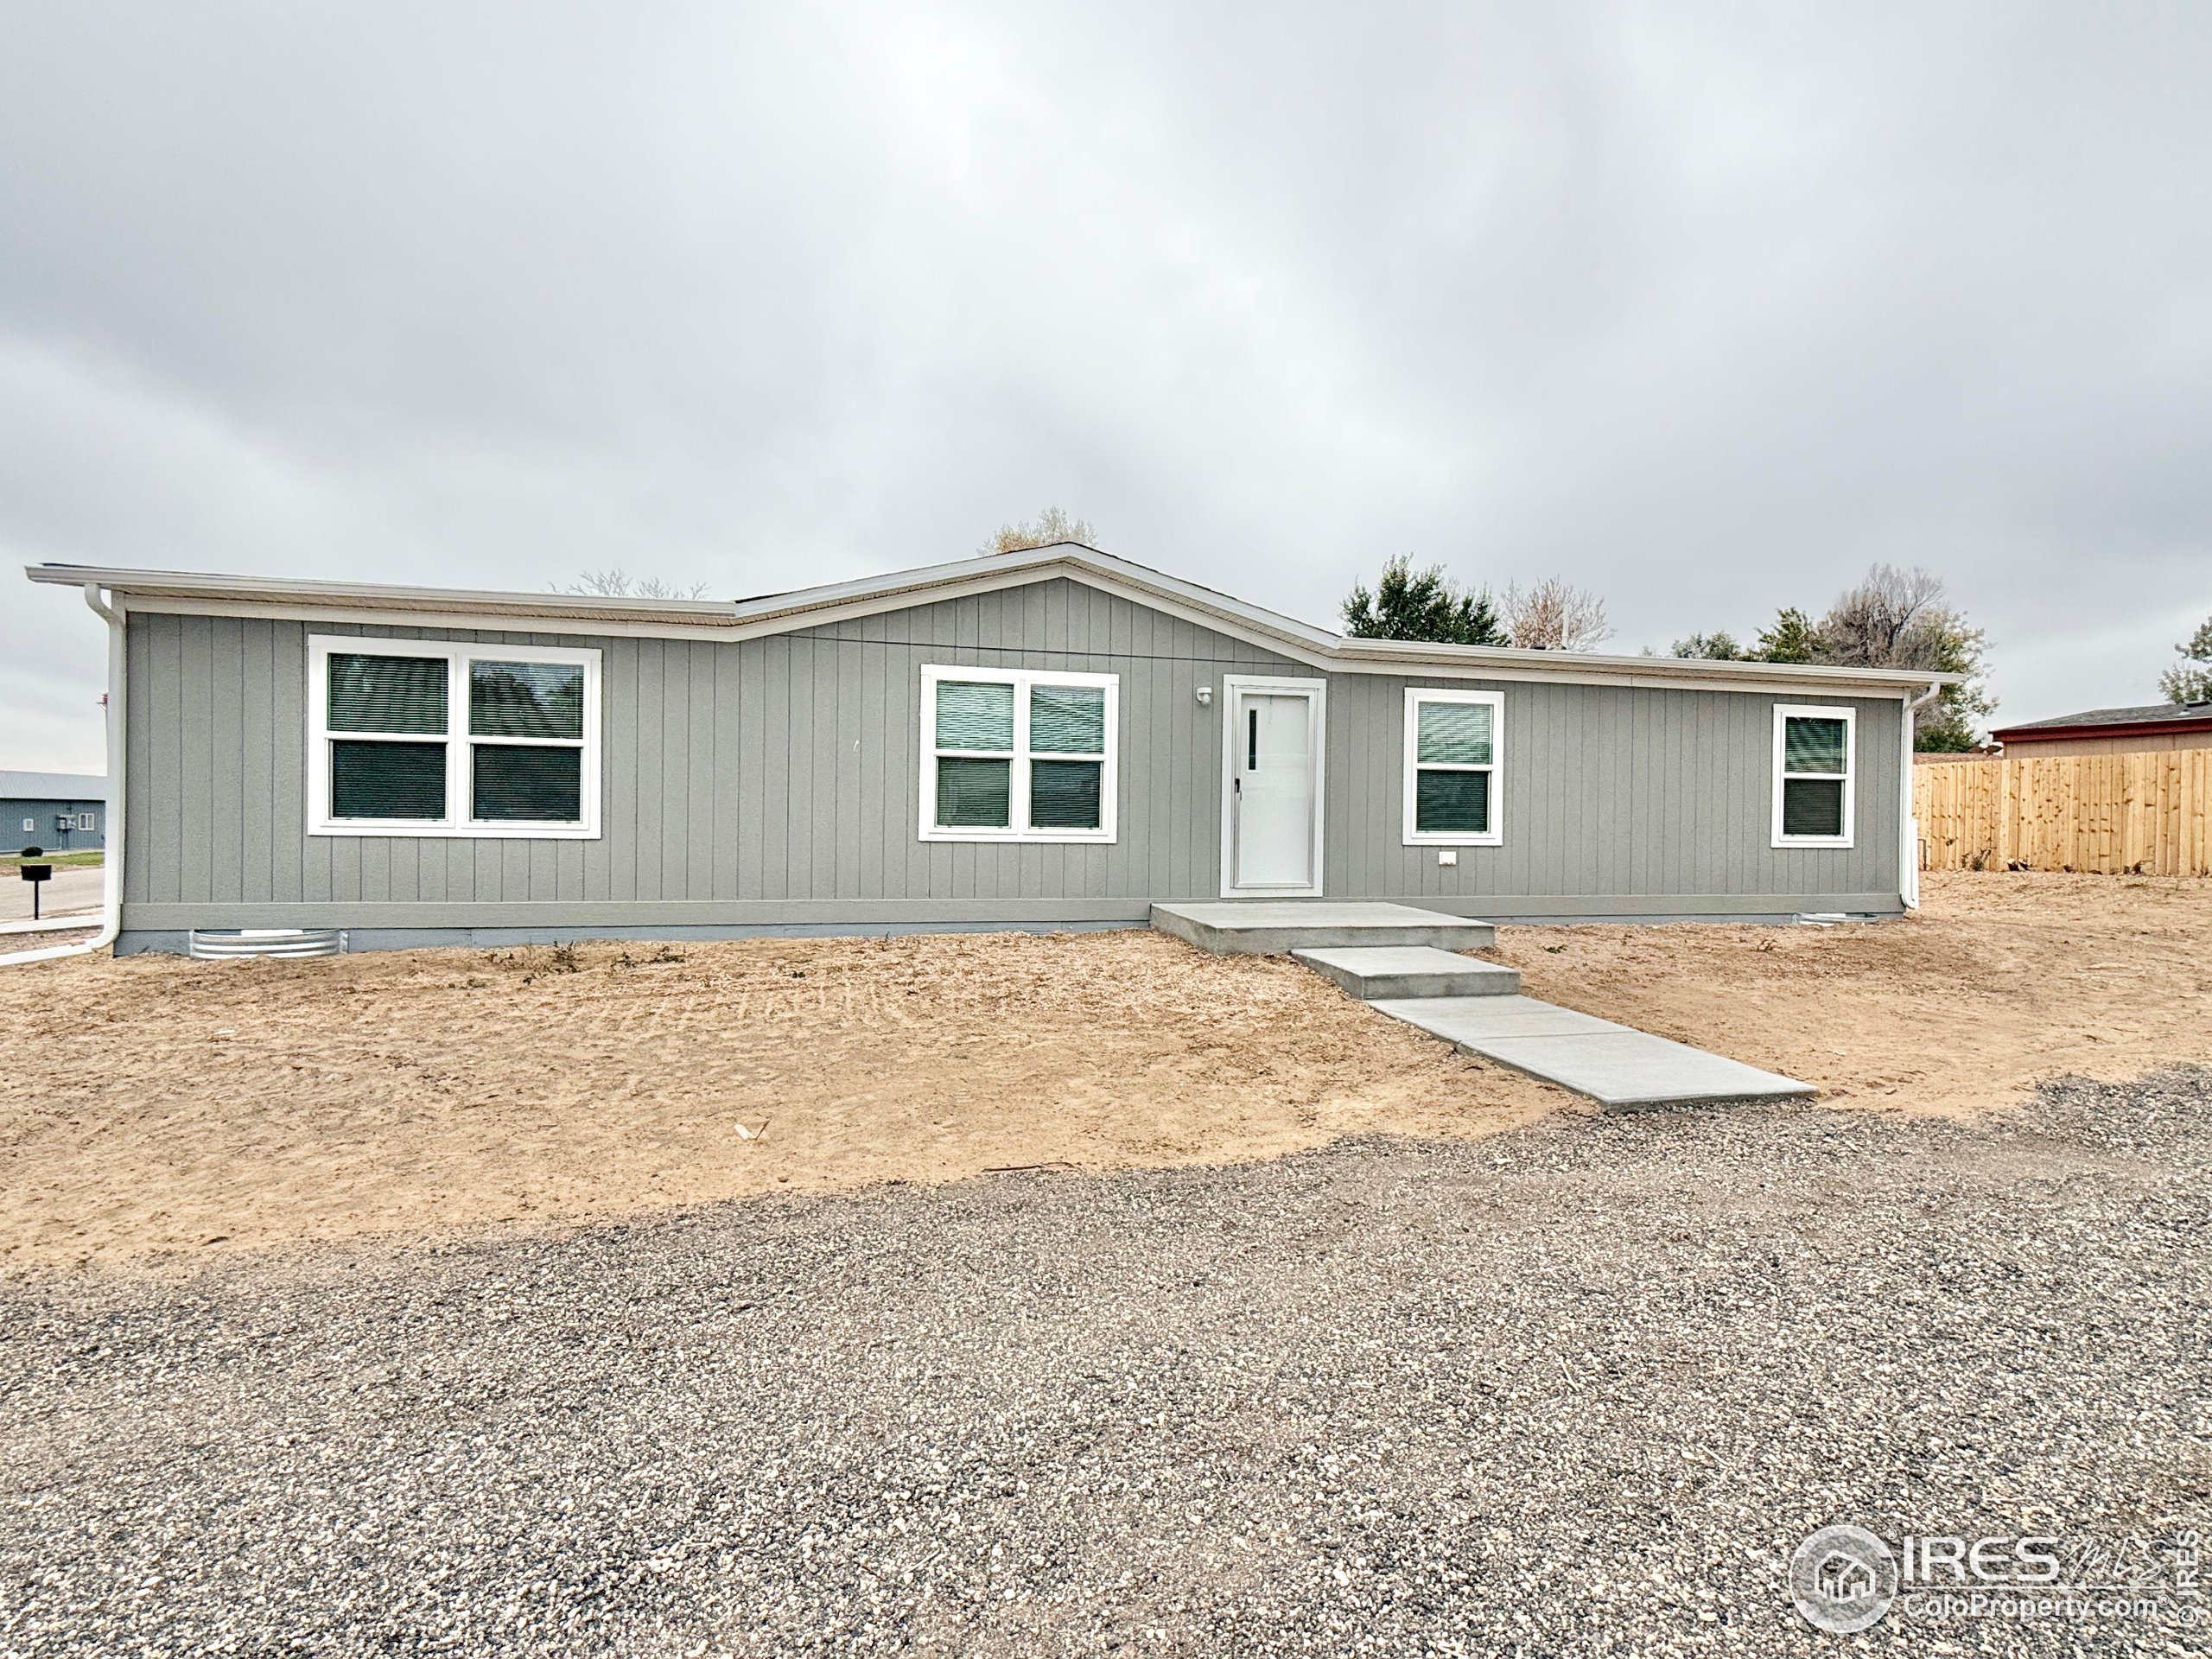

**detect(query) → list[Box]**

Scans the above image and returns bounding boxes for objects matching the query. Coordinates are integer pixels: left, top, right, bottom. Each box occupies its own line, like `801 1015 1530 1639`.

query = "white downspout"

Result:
0 584 125 968
1899 678 1943 912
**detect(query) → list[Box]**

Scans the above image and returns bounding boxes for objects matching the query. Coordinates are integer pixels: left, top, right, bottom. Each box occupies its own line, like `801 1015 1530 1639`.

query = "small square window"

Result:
331 740 448 820
471 745 582 822
935 756 1014 829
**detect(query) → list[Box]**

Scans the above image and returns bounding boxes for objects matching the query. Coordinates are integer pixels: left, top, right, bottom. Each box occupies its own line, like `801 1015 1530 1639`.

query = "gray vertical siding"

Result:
1323 674 1902 916
118 576 1907 935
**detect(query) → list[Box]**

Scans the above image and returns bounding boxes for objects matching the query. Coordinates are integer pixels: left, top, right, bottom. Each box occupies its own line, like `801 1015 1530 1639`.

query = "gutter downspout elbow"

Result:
1898 678 1946 913
0 584 124 967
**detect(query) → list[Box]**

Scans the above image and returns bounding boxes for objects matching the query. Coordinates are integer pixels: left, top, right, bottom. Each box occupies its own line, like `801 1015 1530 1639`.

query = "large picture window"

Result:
1402 688 1503 845
920 666 1117 842
1772 703 1854 848
308 637 601 838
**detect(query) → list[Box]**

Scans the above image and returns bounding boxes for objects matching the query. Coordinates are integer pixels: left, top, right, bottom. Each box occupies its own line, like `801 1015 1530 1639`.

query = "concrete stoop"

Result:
1149 901 1494 955
1150 898 1815 1110
1292 945 1521 1001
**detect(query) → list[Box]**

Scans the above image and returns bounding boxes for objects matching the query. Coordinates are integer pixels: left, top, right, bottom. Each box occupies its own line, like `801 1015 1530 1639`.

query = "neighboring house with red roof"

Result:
1991 702 2212 759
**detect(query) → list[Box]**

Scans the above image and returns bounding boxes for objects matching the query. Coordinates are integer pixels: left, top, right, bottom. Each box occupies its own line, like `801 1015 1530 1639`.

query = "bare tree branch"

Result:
558 569 712 601
1812 563 1948 667
1501 578 1613 652
980 507 1098 556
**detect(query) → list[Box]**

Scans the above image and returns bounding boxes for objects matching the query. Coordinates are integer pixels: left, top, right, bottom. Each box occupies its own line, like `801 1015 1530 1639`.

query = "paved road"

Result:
0 862 102 923
3 1071 2206 1656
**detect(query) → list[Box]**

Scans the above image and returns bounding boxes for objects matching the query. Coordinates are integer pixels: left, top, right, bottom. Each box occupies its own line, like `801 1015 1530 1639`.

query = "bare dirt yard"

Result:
1497 870 2212 1116
0 870 2205 1268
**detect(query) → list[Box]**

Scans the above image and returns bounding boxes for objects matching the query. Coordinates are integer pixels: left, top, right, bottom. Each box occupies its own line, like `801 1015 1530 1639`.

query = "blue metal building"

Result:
0 770 108 854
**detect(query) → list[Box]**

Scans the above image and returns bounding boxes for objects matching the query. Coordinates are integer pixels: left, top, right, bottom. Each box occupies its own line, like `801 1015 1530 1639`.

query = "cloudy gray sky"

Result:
3 1 2206 772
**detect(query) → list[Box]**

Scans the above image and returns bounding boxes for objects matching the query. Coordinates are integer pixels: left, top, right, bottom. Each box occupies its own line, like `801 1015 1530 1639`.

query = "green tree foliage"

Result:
1754 607 1818 664
1810 565 1993 750
2159 615 2212 705
1670 608 1814 664
1669 630 1751 660
1342 556 1507 645
1667 571 1993 749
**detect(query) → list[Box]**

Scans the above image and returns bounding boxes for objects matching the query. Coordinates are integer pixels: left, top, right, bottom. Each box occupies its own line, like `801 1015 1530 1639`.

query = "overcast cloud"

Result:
3 1 2207 771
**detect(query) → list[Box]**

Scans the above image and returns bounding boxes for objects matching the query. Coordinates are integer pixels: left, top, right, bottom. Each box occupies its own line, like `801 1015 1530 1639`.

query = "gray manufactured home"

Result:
26 546 1945 955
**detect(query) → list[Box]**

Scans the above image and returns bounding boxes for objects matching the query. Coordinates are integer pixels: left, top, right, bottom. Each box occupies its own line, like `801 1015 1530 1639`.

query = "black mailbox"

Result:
16 848 52 920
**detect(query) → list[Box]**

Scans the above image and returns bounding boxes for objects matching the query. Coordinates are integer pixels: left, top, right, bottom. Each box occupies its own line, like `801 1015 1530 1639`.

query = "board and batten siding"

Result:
118 575 1906 940
119 580 1300 932
1326 674 1902 916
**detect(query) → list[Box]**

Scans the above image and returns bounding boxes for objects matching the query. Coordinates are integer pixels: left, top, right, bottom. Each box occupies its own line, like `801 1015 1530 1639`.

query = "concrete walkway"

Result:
1368 994 1814 1109
1152 899 1813 1109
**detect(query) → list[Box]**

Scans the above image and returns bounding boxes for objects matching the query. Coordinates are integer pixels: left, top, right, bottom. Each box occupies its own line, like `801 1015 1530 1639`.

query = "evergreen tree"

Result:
1342 556 1506 645
1753 607 1818 664
1669 631 1751 660
2159 616 2212 705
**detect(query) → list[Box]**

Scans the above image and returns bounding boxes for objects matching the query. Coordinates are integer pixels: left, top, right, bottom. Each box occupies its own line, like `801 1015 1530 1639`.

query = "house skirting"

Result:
114 892 1904 954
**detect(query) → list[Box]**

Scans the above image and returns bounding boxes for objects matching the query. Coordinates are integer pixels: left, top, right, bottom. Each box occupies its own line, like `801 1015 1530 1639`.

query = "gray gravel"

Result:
3 1070 2209 1657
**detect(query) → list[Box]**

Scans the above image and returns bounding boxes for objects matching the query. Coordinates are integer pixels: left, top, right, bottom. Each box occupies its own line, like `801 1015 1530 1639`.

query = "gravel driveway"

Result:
3 1071 2207 1656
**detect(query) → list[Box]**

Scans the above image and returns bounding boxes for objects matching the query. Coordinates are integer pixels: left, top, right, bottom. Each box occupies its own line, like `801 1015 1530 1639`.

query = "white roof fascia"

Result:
25 563 736 627
28 549 1960 696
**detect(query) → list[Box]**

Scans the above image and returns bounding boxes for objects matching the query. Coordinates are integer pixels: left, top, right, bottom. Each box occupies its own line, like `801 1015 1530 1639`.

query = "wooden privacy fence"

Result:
1915 750 2212 874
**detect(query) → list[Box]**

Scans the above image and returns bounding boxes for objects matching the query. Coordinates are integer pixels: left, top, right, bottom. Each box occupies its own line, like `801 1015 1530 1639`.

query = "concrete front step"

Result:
1366 995 1815 1110
1293 945 1521 1000
1150 901 1496 956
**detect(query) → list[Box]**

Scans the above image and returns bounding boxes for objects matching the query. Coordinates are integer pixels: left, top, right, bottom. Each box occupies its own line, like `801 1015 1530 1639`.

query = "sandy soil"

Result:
0 870 2204 1268
1496 870 2212 1117
0 931 1559 1267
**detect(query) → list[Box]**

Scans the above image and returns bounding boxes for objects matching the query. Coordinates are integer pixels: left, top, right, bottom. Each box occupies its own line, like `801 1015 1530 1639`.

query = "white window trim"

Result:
75 812 96 831
1772 702 1855 849
307 635 602 839
918 665 1118 843
1402 687 1504 847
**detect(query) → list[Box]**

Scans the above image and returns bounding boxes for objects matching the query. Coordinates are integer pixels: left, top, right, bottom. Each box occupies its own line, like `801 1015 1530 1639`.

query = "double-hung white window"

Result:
920 666 1117 842
1403 688 1503 845
308 636 601 837
1772 704 1854 847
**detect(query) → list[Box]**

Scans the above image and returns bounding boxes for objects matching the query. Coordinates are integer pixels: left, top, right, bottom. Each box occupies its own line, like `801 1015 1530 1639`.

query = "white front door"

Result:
1223 678 1324 895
